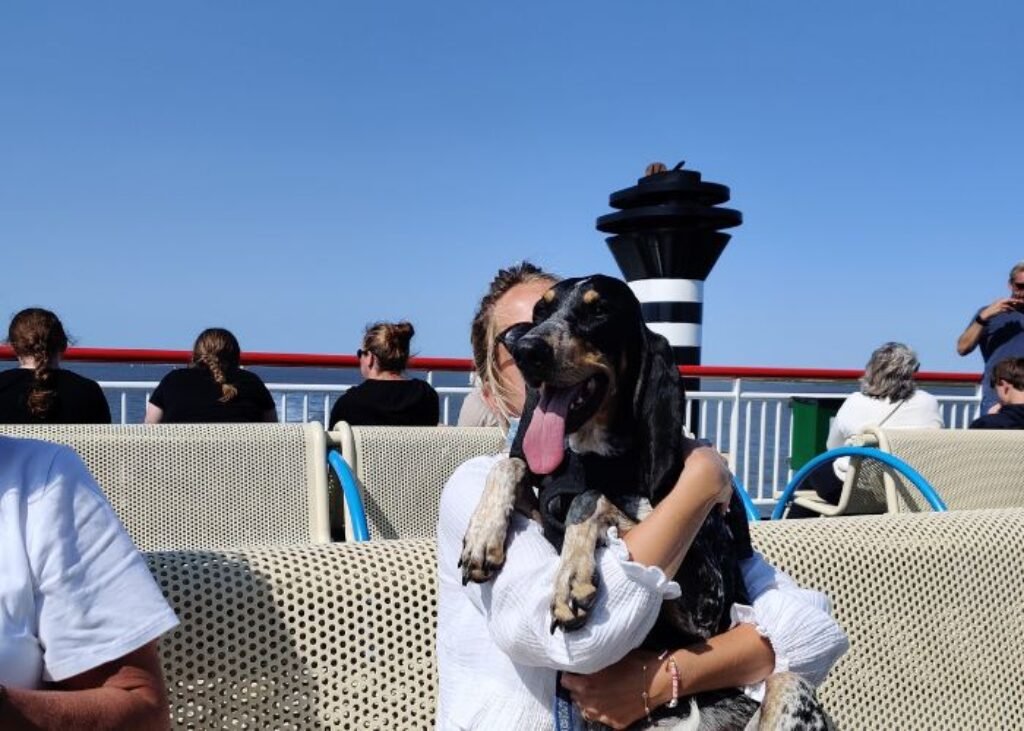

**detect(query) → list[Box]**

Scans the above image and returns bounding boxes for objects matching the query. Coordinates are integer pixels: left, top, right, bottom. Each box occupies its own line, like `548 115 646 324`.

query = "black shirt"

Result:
329 378 439 427
149 367 275 423
0 367 112 424
969 403 1024 430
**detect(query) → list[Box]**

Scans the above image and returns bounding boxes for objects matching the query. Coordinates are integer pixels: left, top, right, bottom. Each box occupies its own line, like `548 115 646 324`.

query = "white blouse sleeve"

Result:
25 446 180 682
730 552 849 701
438 457 680 674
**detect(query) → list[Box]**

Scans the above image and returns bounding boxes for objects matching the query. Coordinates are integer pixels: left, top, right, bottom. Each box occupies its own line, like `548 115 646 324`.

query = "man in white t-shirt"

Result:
0 436 179 728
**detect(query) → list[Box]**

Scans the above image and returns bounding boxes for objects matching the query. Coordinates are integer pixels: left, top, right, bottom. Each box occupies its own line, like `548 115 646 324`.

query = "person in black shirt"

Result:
0 308 111 424
969 356 1024 430
329 321 439 427
145 328 277 424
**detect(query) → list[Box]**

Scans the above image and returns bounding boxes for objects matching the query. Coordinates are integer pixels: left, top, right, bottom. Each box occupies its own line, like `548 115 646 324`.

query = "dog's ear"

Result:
632 329 685 500
509 386 539 461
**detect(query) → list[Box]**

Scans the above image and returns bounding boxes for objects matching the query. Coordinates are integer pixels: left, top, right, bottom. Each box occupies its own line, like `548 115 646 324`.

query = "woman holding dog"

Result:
436 262 848 729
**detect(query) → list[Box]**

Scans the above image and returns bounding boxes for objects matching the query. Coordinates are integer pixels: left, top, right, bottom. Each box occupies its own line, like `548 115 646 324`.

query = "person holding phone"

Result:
957 261 1024 414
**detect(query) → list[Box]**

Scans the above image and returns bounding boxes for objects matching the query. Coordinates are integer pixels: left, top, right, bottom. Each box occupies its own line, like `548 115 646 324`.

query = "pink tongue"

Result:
522 385 580 475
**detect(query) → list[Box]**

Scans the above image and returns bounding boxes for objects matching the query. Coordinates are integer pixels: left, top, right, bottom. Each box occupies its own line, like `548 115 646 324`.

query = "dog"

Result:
459 274 831 729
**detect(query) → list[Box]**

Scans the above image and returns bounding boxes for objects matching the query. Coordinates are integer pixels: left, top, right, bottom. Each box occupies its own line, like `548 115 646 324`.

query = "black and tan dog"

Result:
459 274 832 729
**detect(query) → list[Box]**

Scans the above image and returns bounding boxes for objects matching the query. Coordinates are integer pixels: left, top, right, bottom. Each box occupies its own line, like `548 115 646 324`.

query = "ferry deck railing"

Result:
1 347 983 507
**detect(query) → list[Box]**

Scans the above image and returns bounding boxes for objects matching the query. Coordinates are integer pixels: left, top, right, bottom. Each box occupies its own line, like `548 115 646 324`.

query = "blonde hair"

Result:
191 328 241 402
469 262 558 425
7 308 69 419
362 321 416 373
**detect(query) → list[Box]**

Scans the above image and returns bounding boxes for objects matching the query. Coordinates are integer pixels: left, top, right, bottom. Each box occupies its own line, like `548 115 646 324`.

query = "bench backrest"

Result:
859 426 1024 511
148 539 437 730
0 423 331 550
752 508 1024 730
332 423 504 539
149 509 1024 730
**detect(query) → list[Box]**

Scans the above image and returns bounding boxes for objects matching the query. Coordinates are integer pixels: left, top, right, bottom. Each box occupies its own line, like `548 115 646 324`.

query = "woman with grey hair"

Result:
789 342 943 517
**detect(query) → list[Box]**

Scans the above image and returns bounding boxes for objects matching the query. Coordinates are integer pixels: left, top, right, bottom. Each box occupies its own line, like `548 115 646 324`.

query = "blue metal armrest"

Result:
770 446 947 520
327 450 370 541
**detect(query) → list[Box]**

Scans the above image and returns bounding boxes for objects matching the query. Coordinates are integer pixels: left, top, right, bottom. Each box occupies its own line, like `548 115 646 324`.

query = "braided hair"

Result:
7 308 69 420
191 328 241 402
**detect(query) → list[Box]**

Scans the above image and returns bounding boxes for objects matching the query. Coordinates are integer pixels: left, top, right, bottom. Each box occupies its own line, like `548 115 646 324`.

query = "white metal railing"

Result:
98 375 983 506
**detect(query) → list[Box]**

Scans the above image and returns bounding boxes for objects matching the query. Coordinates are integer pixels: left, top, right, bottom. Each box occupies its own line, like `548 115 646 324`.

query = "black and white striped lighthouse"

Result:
596 162 742 370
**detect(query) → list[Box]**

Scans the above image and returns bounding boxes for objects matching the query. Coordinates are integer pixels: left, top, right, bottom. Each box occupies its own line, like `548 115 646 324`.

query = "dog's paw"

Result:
458 515 508 584
549 563 599 633
458 457 526 584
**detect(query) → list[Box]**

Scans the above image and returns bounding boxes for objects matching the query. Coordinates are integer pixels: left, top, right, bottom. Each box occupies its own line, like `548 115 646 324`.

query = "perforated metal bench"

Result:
0 423 331 550
783 427 1024 516
330 423 505 540
147 508 1024 730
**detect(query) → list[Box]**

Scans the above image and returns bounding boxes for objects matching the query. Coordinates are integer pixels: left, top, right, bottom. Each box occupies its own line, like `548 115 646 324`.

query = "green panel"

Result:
790 397 845 471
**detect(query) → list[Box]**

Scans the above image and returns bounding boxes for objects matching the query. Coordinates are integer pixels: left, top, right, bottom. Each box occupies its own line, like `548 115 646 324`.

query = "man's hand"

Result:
980 298 1019 321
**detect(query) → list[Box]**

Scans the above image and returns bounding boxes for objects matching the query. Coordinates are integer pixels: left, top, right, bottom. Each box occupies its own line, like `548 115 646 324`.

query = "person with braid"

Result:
0 308 111 423
145 328 277 423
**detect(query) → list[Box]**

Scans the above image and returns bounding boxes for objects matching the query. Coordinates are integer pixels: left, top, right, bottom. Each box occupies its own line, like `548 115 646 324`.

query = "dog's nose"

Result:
513 335 554 383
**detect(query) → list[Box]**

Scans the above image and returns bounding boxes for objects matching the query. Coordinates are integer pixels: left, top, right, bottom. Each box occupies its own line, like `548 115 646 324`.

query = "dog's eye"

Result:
590 300 608 317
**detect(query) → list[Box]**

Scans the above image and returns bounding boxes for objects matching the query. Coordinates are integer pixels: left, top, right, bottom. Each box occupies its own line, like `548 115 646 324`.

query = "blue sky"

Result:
2 2 1022 372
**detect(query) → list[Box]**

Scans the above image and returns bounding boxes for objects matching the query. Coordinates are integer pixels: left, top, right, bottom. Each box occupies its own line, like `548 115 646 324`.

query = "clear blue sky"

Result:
2 2 1022 372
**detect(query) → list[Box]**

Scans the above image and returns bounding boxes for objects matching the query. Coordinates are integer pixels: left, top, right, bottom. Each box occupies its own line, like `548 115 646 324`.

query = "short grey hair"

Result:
1010 261 1024 282
860 342 920 401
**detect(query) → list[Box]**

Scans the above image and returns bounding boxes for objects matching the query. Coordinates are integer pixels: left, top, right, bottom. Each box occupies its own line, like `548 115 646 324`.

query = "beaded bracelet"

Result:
640 662 653 723
658 650 681 709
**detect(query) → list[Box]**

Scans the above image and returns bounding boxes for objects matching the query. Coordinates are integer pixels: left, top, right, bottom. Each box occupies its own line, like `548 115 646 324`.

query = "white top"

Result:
0 437 179 689
436 454 849 730
457 386 500 428
827 390 944 479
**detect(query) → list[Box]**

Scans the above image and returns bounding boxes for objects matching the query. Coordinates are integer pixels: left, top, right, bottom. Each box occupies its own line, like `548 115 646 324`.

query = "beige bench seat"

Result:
149 508 1024 730
331 423 504 539
0 423 331 550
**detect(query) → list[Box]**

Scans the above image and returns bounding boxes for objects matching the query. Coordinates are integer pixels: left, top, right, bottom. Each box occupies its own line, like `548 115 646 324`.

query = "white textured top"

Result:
0 437 179 688
436 454 848 730
827 390 944 479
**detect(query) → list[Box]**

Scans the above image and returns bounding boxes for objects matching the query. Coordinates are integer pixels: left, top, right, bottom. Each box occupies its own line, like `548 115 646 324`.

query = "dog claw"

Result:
458 544 507 585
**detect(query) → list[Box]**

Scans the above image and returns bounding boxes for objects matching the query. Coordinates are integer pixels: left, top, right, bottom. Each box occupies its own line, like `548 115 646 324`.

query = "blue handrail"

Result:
732 477 760 522
770 446 947 520
327 450 370 541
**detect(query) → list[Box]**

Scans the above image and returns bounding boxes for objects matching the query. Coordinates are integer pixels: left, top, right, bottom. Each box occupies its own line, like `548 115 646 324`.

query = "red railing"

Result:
0 345 982 383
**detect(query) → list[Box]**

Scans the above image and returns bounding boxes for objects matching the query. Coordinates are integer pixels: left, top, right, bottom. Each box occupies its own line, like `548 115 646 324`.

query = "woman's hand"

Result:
563 624 777 729
561 649 665 730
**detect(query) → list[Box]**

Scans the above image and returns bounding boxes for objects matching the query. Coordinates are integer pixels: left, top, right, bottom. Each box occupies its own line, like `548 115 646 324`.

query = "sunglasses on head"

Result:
494 322 532 353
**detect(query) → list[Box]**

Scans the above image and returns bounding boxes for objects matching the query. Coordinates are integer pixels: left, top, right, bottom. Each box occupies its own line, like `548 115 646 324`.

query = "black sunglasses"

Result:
494 322 532 353
357 348 369 358
1012 281 1024 291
